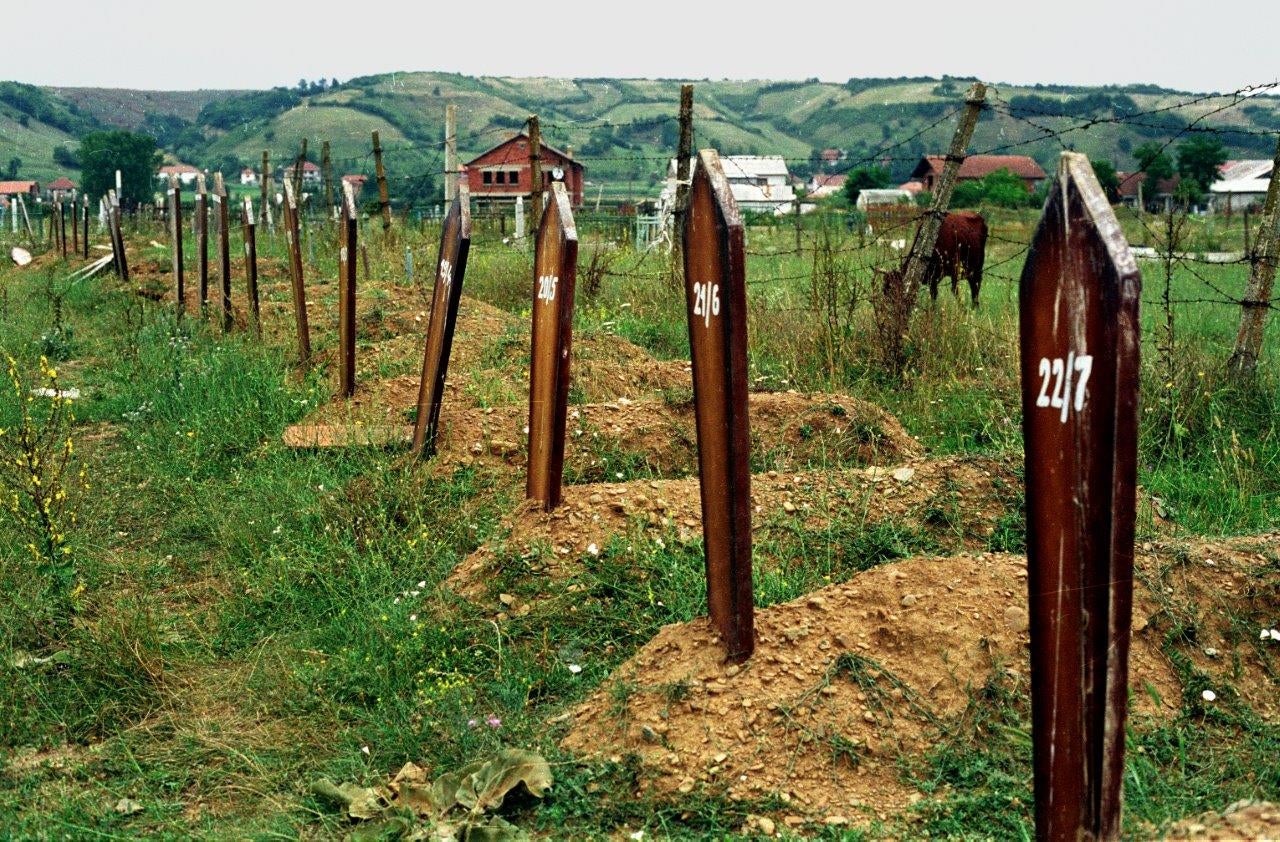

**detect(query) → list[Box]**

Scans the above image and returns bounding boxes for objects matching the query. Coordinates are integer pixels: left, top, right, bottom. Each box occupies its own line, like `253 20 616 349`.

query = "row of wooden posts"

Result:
143 132 1140 839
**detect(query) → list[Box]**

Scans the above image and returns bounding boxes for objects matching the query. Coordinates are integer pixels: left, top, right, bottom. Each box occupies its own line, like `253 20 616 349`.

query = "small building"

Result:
240 168 259 186
281 160 321 185
899 180 924 196
0 180 40 198
910 154 1047 193
341 174 368 198
820 148 844 164
463 133 585 207
855 188 914 211
720 155 797 215
156 164 201 186
1117 171 1181 211
807 173 847 199
1210 159 1273 213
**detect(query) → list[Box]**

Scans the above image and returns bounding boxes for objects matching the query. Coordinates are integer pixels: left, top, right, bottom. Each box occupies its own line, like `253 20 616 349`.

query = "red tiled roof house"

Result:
463 133 584 207
910 154 1047 193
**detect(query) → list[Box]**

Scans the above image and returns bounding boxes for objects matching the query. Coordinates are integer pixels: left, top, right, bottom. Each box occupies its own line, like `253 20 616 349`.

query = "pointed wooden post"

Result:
1020 152 1141 842
526 181 578 510
71 190 79 253
373 130 392 233
81 196 89 259
213 173 233 331
412 184 472 458
195 174 209 313
682 149 754 662
283 178 312 367
337 180 358 398
241 197 260 337
168 176 185 317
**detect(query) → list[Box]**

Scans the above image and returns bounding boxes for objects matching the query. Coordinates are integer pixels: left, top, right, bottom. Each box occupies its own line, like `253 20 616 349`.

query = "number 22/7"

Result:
1036 352 1093 423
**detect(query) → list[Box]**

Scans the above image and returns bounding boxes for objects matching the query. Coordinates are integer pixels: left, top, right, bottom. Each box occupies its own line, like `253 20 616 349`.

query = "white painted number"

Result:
537 274 558 302
439 258 453 290
692 281 721 328
1035 353 1093 423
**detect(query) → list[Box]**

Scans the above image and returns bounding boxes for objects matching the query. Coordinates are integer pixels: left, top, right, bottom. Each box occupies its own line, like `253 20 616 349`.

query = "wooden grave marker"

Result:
682 149 754 662
283 179 312 366
412 184 472 458
337 180 358 398
525 181 578 510
168 177 185 317
1020 151 1141 842
213 173 232 331
241 197 260 336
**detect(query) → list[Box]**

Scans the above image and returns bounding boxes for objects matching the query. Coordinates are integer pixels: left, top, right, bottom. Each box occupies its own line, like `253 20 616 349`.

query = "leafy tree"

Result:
52 146 80 169
843 165 891 205
1134 141 1174 197
1091 158 1120 202
952 168 1036 209
77 131 161 208
1176 136 1227 193
6 158 20 179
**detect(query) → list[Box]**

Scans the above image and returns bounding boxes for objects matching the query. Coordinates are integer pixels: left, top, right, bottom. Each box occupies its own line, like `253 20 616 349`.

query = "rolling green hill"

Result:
3 72 1278 202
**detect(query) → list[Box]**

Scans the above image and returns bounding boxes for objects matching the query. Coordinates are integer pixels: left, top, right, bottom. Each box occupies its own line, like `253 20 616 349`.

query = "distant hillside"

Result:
3 73 1278 199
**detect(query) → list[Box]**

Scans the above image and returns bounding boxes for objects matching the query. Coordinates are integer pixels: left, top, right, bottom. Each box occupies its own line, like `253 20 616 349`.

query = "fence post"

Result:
213 173 233 332
241 196 260 337
321 140 334 222
337 180 358 398
71 189 79 253
1020 152 1141 842
169 176 184 318
81 196 89 259
682 149 754 662
526 181 577 510
528 115 543 233
283 179 312 367
412 185 472 458
444 103 458 202
195 174 209 313
373 130 392 233
1227 135 1280 376
108 190 129 283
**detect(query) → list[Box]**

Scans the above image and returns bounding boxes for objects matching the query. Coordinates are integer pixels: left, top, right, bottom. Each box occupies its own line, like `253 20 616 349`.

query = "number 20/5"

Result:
1036 353 1093 424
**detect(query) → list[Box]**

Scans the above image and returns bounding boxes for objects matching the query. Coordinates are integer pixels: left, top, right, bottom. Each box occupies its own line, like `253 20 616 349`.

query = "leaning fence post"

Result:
213 173 233 332
412 184 472 458
169 176 185 318
108 190 129 283
682 149 754 662
337 180 358 398
241 197 260 337
1020 151 1141 842
283 178 312 367
525 181 578 510
195 174 209 313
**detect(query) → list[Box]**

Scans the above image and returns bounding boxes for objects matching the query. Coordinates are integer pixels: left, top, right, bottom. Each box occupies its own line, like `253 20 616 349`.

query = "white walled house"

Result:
240 168 259 186
1210 160 1273 213
156 164 201 186
657 154 798 218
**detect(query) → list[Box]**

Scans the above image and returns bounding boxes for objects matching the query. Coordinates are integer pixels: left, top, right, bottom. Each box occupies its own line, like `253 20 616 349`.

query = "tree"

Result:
1134 141 1175 200
78 131 161 208
1091 158 1120 202
5 158 20 179
843 165 890 205
1177 136 1228 193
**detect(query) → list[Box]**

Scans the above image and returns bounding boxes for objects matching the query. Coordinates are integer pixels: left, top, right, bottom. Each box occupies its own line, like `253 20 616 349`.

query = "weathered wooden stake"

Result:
527 115 543 233
321 140 334 221
683 149 754 662
283 179 312 366
526 181 577 510
71 190 79 253
673 85 695 247
58 198 67 258
108 190 129 283
337 180 358 398
1020 152 1141 842
81 196 89 259
412 185 472 458
373 130 392 233
444 104 458 202
169 176 185 317
260 150 271 227
213 173 233 332
241 197 260 336
195 174 209 312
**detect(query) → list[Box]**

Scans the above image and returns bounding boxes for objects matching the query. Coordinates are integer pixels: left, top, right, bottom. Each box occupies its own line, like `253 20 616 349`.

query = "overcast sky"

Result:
1 0 1275 94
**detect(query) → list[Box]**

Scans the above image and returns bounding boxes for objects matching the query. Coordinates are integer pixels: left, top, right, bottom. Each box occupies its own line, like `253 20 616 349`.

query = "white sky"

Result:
1 0 1275 94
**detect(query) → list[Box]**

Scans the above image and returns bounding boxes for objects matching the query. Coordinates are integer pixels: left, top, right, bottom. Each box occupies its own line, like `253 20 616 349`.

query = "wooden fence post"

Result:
373 131 392 233
260 150 272 227
526 181 578 510
241 197 260 336
682 149 754 662
283 179 312 366
444 104 458 202
412 184 472 458
195 174 209 312
527 115 543 234
108 190 129 283
169 176 185 318
1020 152 1141 842
71 190 79 253
1227 134 1280 376
213 173 232 331
337 180 358 398
81 196 89 259
321 140 334 221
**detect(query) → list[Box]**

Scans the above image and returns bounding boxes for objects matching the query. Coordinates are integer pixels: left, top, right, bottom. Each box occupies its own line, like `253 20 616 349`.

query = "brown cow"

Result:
881 211 989 307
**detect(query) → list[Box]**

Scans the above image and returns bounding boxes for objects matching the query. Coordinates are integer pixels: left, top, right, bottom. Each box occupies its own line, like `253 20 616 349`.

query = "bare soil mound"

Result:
1159 800 1280 840
446 455 1017 599
560 535 1280 827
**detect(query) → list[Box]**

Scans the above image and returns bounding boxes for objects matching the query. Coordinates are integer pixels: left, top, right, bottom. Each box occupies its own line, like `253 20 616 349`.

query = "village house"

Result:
910 154 1047 193
341 174 368 198
1210 159 1273 213
657 154 798 218
807 173 847 199
0 180 41 199
1116 170 1181 212
281 160 321 185
45 177 77 197
156 164 201 186
463 133 585 206
240 168 258 186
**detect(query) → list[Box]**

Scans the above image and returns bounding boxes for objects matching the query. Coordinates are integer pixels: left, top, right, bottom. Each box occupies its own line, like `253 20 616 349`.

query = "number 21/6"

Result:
1036 352 1093 424
691 281 720 328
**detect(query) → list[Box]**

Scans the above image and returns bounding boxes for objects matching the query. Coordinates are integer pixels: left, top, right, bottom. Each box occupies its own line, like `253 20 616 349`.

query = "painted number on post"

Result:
537 274 558 302
692 281 720 328
439 258 453 291
1035 353 1093 423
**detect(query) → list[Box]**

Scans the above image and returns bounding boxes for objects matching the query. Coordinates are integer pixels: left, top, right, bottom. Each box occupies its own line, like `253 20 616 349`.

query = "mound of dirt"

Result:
1159 800 1280 840
446 455 1016 599
559 536 1280 827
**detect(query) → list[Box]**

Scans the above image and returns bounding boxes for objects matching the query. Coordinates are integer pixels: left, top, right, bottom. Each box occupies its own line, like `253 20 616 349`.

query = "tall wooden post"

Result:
1227 135 1280 376
213 173 233 331
58 197 68 258
682 149 754 662
321 140 334 219
1021 152 1141 842
81 196 89 259
373 130 392 233
526 181 577 510
241 197 260 336
169 176 185 318
260 151 271 226
673 84 695 243
527 115 543 234
292 138 308 199
71 190 79 253
412 185 471 457
337 180 358 397
444 104 459 202
283 179 312 366
108 190 129 283
195 174 209 313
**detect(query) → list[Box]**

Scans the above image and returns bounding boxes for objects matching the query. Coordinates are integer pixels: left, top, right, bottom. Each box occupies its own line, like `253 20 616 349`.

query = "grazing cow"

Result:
879 211 989 307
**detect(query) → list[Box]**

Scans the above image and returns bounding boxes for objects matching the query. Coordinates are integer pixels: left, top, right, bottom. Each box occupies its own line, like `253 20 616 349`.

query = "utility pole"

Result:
528 114 542 233
444 103 458 202
673 84 694 254
373 130 392 232
321 139 334 218
1227 135 1280 376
